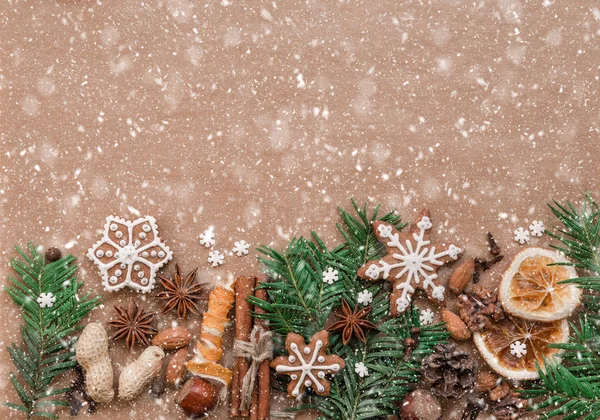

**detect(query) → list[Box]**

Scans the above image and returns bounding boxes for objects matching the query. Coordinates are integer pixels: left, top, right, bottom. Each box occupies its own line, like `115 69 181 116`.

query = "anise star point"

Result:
156 264 205 319
328 299 377 345
106 297 157 351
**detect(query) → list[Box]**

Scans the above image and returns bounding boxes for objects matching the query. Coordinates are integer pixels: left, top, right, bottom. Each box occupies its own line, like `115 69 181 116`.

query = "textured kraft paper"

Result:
1 0 599 418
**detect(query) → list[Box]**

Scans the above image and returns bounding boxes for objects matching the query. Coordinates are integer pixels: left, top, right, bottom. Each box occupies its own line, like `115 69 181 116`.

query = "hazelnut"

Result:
176 377 219 417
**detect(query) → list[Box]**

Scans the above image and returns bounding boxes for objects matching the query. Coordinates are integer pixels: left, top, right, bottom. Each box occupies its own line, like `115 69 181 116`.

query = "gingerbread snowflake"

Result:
270 330 345 399
357 209 462 316
87 215 173 293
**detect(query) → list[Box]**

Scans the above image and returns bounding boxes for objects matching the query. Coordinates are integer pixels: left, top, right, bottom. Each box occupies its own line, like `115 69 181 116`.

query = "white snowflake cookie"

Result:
354 362 369 378
88 215 173 293
514 227 530 244
199 229 215 248
419 308 435 325
322 267 339 285
357 289 373 306
232 240 250 256
208 250 225 267
510 340 527 358
37 292 56 308
529 220 545 237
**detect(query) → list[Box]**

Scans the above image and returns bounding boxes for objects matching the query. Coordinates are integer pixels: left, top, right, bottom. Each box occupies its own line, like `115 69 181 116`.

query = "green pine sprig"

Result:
4 244 101 419
522 194 600 419
250 201 448 419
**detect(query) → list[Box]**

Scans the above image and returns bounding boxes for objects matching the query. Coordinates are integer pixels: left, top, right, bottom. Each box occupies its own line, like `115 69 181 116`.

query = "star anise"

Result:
106 298 157 351
329 299 377 345
156 264 205 319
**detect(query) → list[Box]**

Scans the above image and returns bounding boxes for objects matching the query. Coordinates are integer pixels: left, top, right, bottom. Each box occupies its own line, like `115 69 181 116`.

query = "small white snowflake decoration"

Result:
513 227 530 244
87 215 173 293
510 340 527 358
208 250 225 267
354 362 369 378
232 240 250 256
529 220 545 237
37 292 56 308
322 267 339 285
199 229 216 248
419 308 435 325
357 289 373 306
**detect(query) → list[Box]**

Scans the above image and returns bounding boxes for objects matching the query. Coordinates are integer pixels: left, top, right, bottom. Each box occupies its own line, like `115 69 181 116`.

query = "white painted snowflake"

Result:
199 229 215 248
208 250 225 267
419 308 435 325
37 292 56 308
232 240 250 256
514 227 530 244
322 267 339 285
529 220 545 237
357 289 373 306
88 215 173 293
510 340 527 358
358 210 462 316
354 362 369 378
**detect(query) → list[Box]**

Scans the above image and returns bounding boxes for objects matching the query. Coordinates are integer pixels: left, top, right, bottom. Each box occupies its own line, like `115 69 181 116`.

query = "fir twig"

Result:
4 244 101 419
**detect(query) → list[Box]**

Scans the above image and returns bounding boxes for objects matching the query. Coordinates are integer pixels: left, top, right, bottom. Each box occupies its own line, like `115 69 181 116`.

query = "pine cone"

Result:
456 284 505 332
491 393 527 419
422 344 476 399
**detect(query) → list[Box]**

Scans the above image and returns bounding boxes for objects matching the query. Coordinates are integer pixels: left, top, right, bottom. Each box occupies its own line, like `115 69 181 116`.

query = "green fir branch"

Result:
4 244 101 419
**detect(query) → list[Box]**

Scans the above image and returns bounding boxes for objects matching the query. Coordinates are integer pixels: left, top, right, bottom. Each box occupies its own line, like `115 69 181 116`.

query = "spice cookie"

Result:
88 215 173 292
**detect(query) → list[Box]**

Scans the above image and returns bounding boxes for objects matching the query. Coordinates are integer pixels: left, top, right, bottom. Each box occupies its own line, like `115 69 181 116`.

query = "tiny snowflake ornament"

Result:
270 330 345 398
419 308 435 325
232 240 250 256
357 289 373 306
529 220 545 237
208 250 224 267
37 292 56 308
88 215 173 293
322 267 339 285
510 340 527 358
513 227 530 244
354 362 369 378
357 209 463 316
199 230 215 248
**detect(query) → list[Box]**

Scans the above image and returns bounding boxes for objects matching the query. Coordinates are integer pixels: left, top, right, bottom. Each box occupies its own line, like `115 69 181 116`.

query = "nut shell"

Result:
76 322 114 404
152 326 192 350
118 346 165 401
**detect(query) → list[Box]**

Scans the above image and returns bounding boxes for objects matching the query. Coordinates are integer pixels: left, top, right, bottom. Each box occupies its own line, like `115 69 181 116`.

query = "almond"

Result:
448 258 475 294
152 326 192 350
166 348 189 386
441 309 471 341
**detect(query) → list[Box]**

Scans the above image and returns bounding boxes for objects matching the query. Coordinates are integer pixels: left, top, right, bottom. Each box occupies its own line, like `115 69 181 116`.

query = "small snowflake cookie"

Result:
514 227 530 244
419 308 435 325
510 340 527 358
529 220 545 237
270 330 345 398
322 267 339 285
88 215 173 293
357 289 373 306
208 250 225 267
354 362 369 378
357 209 463 316
232 240 250 256
37 292 56 308
199 229 215 248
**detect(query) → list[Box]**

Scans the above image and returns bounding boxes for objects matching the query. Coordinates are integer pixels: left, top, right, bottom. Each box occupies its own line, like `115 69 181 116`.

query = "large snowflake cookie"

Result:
87 215 173 292
270 330 345 399
357 209 463 316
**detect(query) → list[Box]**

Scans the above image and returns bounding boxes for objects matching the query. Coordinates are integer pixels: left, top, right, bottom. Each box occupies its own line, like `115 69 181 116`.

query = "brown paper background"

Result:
1 0 600 418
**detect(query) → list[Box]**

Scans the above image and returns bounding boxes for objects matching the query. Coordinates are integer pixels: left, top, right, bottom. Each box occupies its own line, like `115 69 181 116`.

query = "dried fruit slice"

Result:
473 316 569 380
499 247 579 321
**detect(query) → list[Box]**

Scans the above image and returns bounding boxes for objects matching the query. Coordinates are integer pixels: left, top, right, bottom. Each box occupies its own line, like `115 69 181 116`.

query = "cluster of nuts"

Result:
76 323 218 416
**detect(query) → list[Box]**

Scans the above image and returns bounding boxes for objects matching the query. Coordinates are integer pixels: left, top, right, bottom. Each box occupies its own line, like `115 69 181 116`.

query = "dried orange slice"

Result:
499 247 579 321
473 316 569 380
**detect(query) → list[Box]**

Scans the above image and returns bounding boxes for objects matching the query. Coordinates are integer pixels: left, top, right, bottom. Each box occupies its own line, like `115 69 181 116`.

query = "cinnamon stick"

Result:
251 284 270 420
230 276 256 417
